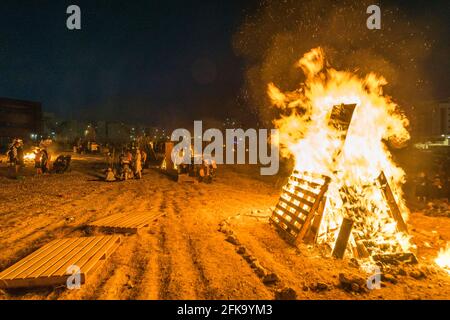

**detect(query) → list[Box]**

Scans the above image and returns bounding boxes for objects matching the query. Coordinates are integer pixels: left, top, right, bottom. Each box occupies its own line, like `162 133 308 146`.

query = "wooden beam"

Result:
378 171 408 233
355 240 370 258
332 217 354 259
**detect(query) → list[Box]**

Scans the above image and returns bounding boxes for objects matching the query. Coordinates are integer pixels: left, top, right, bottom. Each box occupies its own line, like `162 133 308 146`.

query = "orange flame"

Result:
268 47 412 257
24 152 36 161
435 244 450 275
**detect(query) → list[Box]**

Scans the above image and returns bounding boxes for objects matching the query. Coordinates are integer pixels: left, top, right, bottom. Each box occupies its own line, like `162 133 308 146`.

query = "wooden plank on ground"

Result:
89 212 162 234
0 235 122 289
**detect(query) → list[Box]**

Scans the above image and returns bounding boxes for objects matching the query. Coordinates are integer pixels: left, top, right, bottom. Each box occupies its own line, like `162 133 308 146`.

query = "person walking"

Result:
7 139 19 177
119 152 131 180
41 148 50 174
134 148 142 179
16 141 24 169
415 171 429 202
141 149 147 172
34 148 43 175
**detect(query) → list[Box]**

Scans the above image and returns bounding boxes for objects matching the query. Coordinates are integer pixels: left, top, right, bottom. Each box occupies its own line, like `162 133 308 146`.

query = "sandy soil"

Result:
0 154 449 300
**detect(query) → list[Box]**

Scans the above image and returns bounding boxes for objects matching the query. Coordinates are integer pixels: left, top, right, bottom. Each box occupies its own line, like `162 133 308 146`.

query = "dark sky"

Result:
0 0 448 127
0 0 258 126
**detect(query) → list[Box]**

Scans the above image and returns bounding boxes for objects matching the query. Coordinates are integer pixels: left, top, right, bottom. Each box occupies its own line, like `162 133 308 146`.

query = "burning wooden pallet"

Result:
0 235 122 289
271 103 354 246
270 103 415 262
270 171 331 244
88 212 161 234
271 169 411 257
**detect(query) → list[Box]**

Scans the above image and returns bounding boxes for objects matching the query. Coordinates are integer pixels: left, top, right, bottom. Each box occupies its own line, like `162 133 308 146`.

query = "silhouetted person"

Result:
34 148 43 175
415 171 429 202
41 149 50 174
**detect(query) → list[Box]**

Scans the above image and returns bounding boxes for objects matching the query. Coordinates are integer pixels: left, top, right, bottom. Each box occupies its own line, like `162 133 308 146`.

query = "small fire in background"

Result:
435 244 450 275
24 151 36 161
23 140 52 162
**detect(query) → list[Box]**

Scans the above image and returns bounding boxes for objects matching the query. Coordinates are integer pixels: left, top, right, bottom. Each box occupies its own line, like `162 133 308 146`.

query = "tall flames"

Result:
268 47 413 257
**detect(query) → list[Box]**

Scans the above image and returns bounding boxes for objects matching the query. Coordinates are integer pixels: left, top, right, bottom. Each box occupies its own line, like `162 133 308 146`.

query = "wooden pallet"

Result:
270 171 330 244
0 235 122 289
88 212 161 234
270 104 412 259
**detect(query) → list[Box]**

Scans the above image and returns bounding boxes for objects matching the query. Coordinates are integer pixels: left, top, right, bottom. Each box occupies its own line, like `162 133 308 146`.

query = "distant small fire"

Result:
24 152 36 161
435 244 450 275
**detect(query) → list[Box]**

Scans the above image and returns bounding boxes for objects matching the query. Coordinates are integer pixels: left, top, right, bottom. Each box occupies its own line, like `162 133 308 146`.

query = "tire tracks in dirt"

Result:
171 187 219 299
65 180 165 300
61 176 170 300
152 186 217 299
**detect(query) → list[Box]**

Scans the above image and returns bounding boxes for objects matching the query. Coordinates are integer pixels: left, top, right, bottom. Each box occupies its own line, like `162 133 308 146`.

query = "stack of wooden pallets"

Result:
0 208 159 289
0 236 121 289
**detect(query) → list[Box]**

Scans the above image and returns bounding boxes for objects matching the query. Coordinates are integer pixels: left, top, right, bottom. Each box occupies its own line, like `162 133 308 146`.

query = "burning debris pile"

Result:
268 47 415 265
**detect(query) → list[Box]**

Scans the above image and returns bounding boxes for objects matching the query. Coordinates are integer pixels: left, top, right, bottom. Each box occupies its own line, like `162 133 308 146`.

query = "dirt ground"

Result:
0 154 449 300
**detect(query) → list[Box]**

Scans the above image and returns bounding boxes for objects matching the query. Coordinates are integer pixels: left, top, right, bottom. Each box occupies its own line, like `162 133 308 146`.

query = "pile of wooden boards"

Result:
0 236 121 289
0 210 159 290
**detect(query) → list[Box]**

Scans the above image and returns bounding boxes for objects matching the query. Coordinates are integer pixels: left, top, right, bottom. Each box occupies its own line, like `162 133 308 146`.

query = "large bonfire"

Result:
268 47 413 259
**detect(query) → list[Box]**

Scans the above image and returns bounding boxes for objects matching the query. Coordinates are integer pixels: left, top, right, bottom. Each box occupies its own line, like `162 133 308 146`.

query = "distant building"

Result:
105 122 131 143
437 98 450 136
42 112 59 138
54 120 89 144
0 97 42 148
412 97 450 139
146 126 168 141
95 121 107 142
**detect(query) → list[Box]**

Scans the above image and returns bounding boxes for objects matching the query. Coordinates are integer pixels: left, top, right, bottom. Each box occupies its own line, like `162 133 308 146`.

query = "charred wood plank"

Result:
332 217 354 259
372 252 418 265
378 171 408 234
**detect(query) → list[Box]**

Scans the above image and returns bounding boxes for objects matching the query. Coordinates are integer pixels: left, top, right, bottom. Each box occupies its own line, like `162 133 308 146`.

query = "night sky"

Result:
0 0 448 127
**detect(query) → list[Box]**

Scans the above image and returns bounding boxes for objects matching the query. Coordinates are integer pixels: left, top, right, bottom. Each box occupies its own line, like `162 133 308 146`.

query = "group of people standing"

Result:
6 139 24 176
6 139 50 178
415 171 449 202
33 147 50 175
105 147 147 181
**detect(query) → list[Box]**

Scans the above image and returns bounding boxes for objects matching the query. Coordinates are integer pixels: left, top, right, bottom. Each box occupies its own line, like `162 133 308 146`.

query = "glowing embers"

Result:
270 171 330 244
